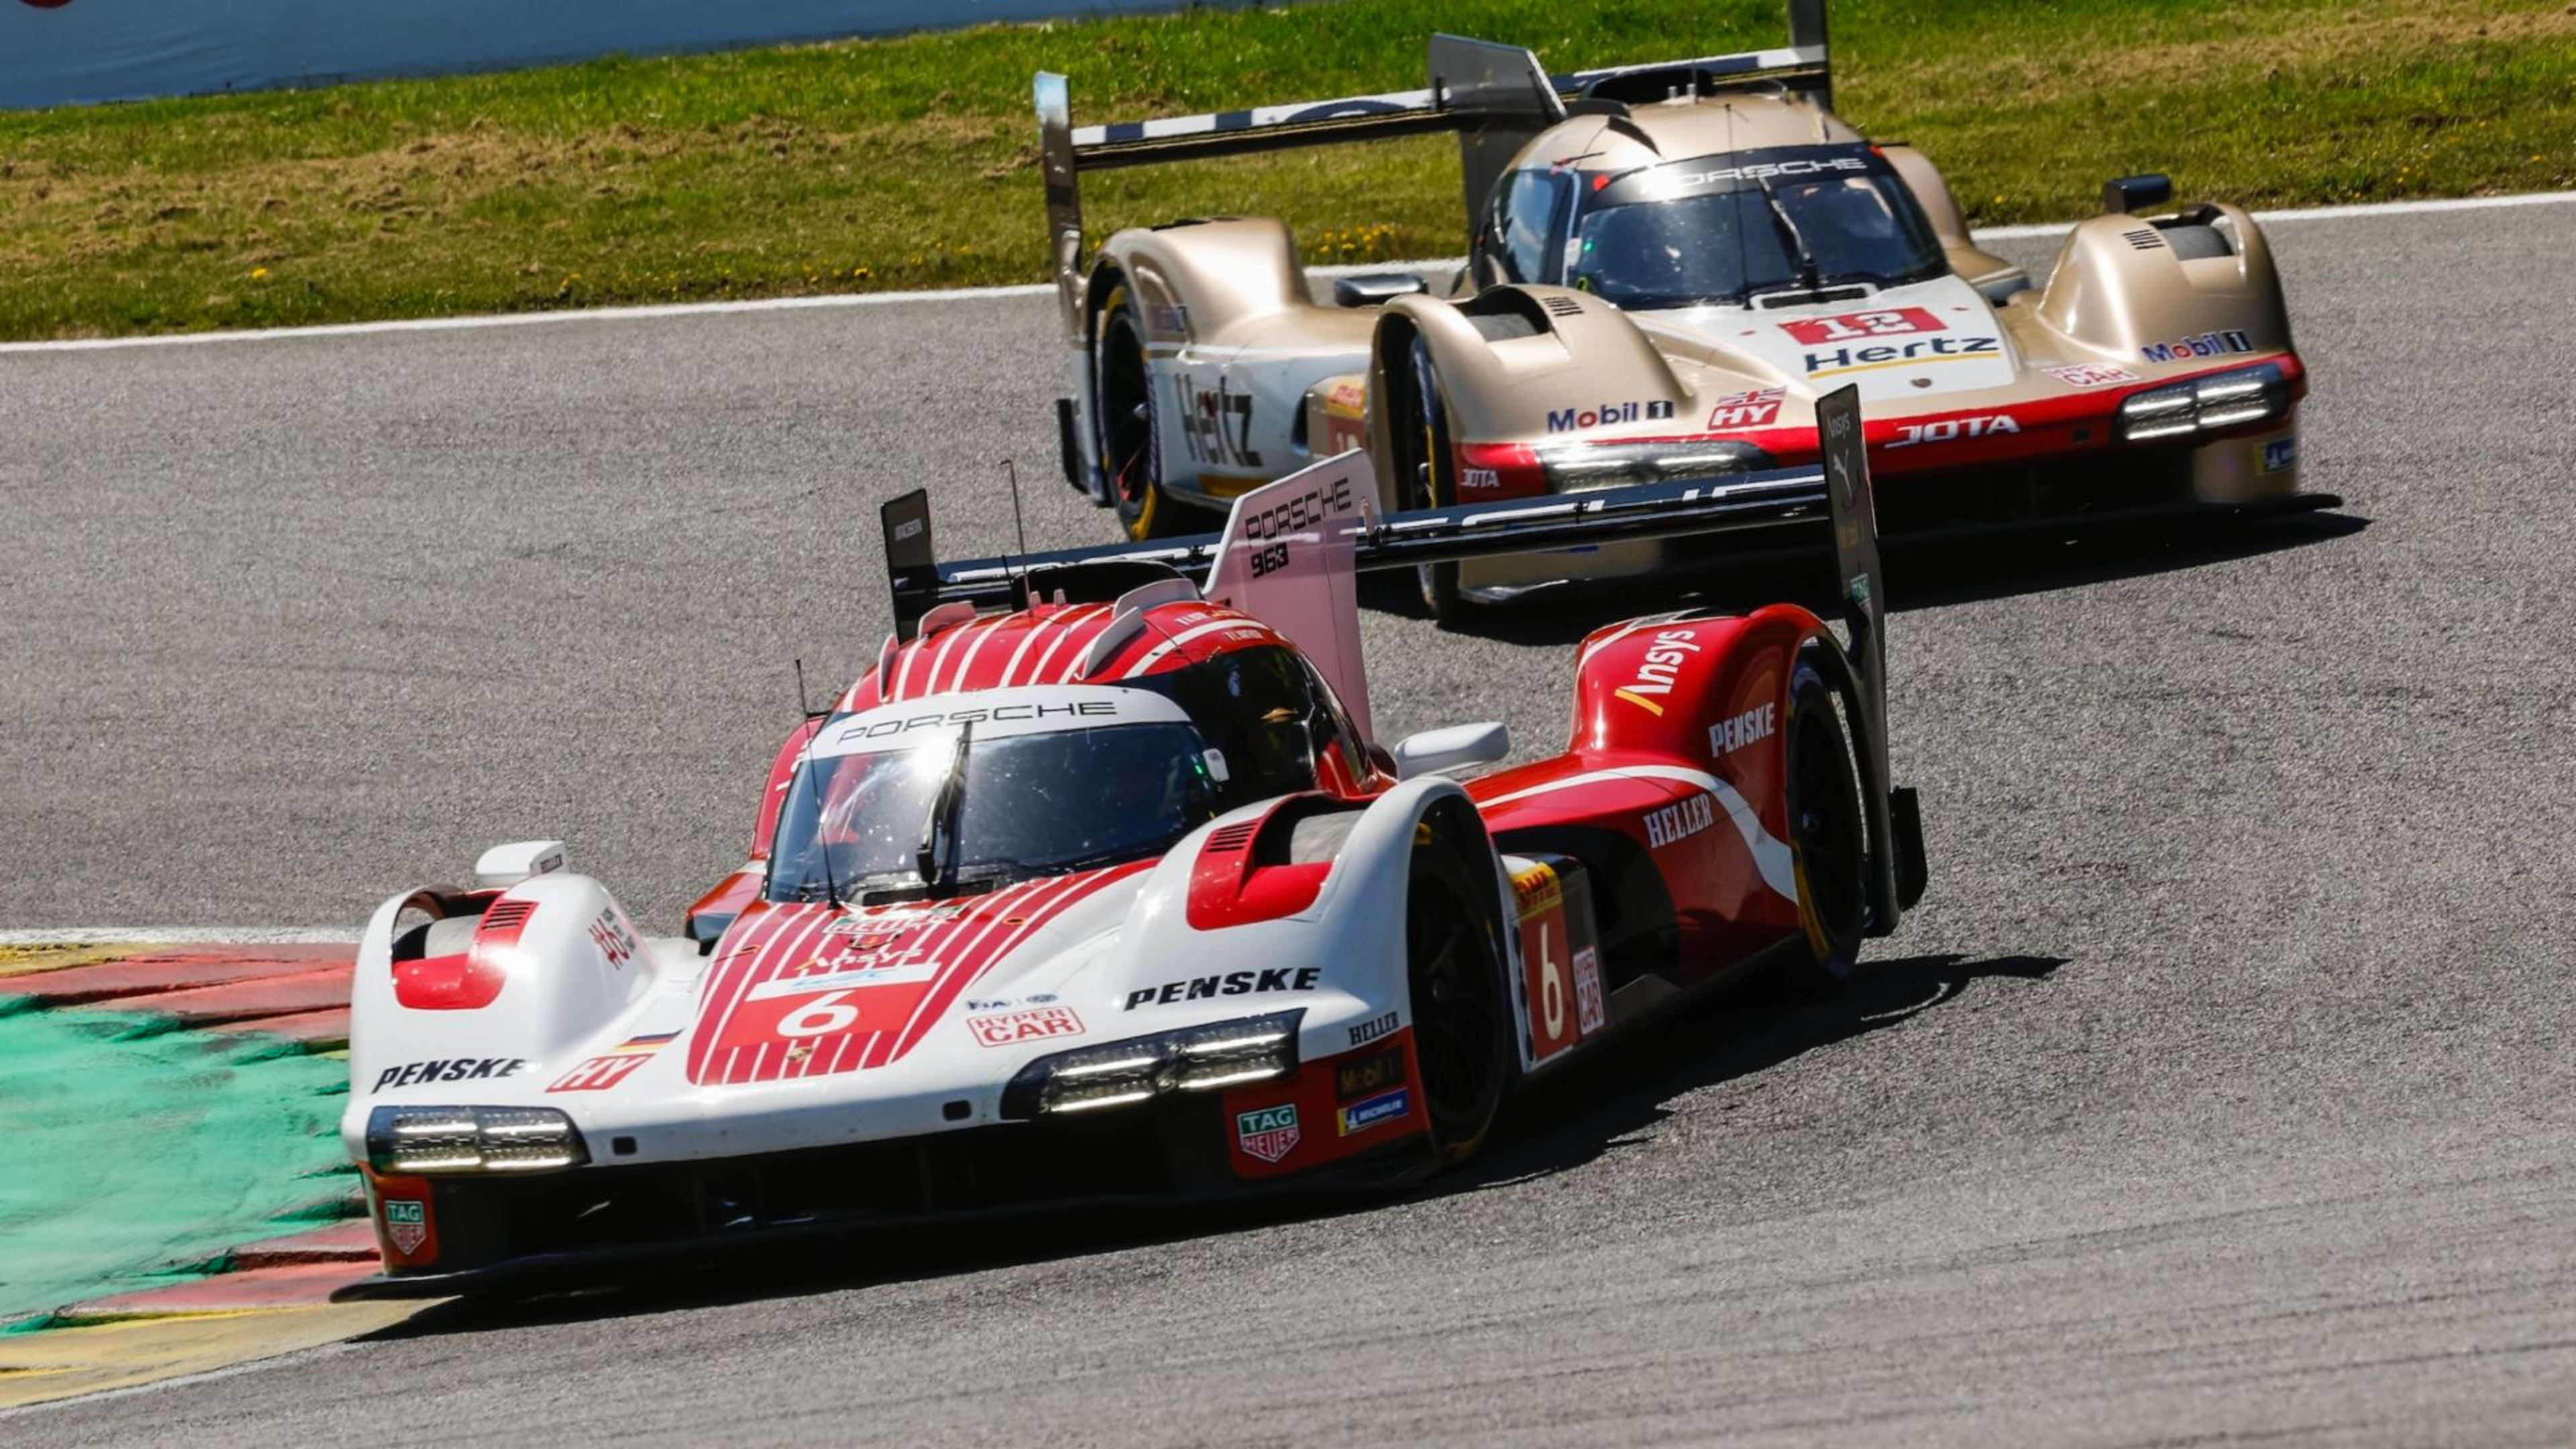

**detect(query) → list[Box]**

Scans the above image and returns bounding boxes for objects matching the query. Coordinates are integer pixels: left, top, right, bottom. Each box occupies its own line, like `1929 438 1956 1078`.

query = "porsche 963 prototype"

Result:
337 403 1923 1295
1036 0 2335 617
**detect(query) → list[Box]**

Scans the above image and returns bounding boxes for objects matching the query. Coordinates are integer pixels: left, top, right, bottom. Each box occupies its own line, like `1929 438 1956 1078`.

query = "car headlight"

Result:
366 1105 590 1175
1538 439 1771 492
1000 1010 1303 1119
2117 361 2290 442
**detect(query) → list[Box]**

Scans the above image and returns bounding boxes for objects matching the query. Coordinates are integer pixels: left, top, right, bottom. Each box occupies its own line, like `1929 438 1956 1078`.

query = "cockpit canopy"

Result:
767 646 1368 902
1475 143 1947 311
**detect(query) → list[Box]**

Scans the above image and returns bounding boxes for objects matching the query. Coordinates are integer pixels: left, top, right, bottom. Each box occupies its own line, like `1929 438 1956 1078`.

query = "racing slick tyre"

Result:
1093 281 1189 541
1402 338 1468 625
1405 843 1510 1166
1780 659 1871 996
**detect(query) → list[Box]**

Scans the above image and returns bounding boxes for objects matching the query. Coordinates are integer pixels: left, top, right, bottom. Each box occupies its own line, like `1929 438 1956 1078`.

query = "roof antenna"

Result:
1726 100 1752 307
792 657 841 910
1004 458 1032 562
1002 456 1036 610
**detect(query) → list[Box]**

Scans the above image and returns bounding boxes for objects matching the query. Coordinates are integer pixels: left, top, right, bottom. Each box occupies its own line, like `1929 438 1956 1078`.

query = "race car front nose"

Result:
366 1104 590 1175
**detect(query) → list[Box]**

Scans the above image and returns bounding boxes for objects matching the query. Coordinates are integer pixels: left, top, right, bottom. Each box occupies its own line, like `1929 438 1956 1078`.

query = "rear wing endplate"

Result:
1815 382 1921 933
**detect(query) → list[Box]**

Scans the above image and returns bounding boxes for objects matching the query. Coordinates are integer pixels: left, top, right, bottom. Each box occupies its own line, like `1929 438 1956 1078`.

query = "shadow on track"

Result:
363 951 2062 1342
1369 512 2369 646
1446 951 2067 1194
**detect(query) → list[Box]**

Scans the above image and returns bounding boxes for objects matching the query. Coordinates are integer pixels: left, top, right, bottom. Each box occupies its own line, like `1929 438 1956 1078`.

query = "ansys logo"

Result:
1613 629 1701 716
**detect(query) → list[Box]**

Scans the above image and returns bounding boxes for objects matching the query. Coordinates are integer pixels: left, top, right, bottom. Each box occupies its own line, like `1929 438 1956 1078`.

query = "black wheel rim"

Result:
1790 702 1866 947
1407 873 1498 1141
1409 342 1452 607
1100 313 1154 511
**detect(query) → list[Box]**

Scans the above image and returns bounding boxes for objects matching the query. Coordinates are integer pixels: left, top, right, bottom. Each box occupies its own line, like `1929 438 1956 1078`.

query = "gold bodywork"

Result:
1045 12 2307 579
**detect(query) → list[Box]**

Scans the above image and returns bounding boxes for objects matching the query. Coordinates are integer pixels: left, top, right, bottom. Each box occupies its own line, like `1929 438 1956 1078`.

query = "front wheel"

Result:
1779 659 1871 994
1403 339 1468 623
1093 283 1186 541
1405 845 1509 1165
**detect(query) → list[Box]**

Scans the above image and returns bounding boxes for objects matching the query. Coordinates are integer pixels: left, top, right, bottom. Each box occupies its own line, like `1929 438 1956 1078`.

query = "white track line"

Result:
1973 188 2576 239
2 190 2565 356
0 926 359 946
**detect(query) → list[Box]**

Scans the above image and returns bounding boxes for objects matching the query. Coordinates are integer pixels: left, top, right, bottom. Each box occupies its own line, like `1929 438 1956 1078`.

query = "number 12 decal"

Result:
1779 307 1945 345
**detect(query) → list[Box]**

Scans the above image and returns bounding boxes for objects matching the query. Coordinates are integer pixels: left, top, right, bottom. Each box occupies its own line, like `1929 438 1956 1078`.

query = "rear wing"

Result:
881 450 1833 754
881 457 1831 643
879 432 1913 906
1034 0 1832 345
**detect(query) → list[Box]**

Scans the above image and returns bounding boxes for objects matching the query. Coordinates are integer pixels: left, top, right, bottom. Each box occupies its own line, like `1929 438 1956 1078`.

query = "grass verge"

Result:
0 0 2569 339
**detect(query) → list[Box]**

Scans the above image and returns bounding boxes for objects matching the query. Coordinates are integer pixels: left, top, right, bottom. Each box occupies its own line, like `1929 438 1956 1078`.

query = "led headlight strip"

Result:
1539 439 1772 492
366 1105 590 1175
1001 1009 1304 1120
2116 361 2291 443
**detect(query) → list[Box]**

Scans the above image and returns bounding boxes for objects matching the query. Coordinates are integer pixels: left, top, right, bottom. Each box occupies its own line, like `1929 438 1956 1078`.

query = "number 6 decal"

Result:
778 989 861 1038
1536 922 1566 1038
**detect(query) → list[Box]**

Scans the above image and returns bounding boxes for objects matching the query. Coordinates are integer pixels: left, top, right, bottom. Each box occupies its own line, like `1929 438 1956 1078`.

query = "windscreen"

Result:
1563 145 1943 309
767 720 1222 900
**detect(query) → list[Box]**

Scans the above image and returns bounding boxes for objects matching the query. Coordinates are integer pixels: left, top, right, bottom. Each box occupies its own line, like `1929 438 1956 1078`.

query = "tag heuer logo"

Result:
1234 1104 1300 1164
384 1198 427 1254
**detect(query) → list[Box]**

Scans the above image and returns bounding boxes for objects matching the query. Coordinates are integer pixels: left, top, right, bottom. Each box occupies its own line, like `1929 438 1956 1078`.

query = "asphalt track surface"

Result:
7 203 2575 1445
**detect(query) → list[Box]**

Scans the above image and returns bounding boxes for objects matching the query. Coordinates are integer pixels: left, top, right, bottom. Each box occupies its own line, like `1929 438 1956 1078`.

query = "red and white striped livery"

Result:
335 445 1924 1297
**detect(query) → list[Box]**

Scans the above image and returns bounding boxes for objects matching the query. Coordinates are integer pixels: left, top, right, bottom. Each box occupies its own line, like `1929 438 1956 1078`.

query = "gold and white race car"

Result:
1034 0 2333 618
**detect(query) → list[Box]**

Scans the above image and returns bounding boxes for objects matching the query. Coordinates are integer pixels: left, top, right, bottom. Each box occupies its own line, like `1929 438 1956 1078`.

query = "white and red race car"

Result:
337 398 1923 1296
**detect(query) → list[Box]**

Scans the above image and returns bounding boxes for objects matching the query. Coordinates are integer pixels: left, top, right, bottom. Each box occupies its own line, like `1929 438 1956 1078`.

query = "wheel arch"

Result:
1368 286 1684 462
2035 202 2293 358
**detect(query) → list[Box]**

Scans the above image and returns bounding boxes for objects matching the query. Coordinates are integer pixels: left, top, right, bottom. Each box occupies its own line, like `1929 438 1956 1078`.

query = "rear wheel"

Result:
1780 659 1871 993
1405 845 1509 1165
1405 339 1467 623
1093 283 1185 541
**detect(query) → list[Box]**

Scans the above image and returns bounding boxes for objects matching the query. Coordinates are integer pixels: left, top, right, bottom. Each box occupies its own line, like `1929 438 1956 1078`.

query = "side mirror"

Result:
1333 272 1429 307
686 910 733 956
2101 173 2172 215
1391 722 1509 780
474 839 567 888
